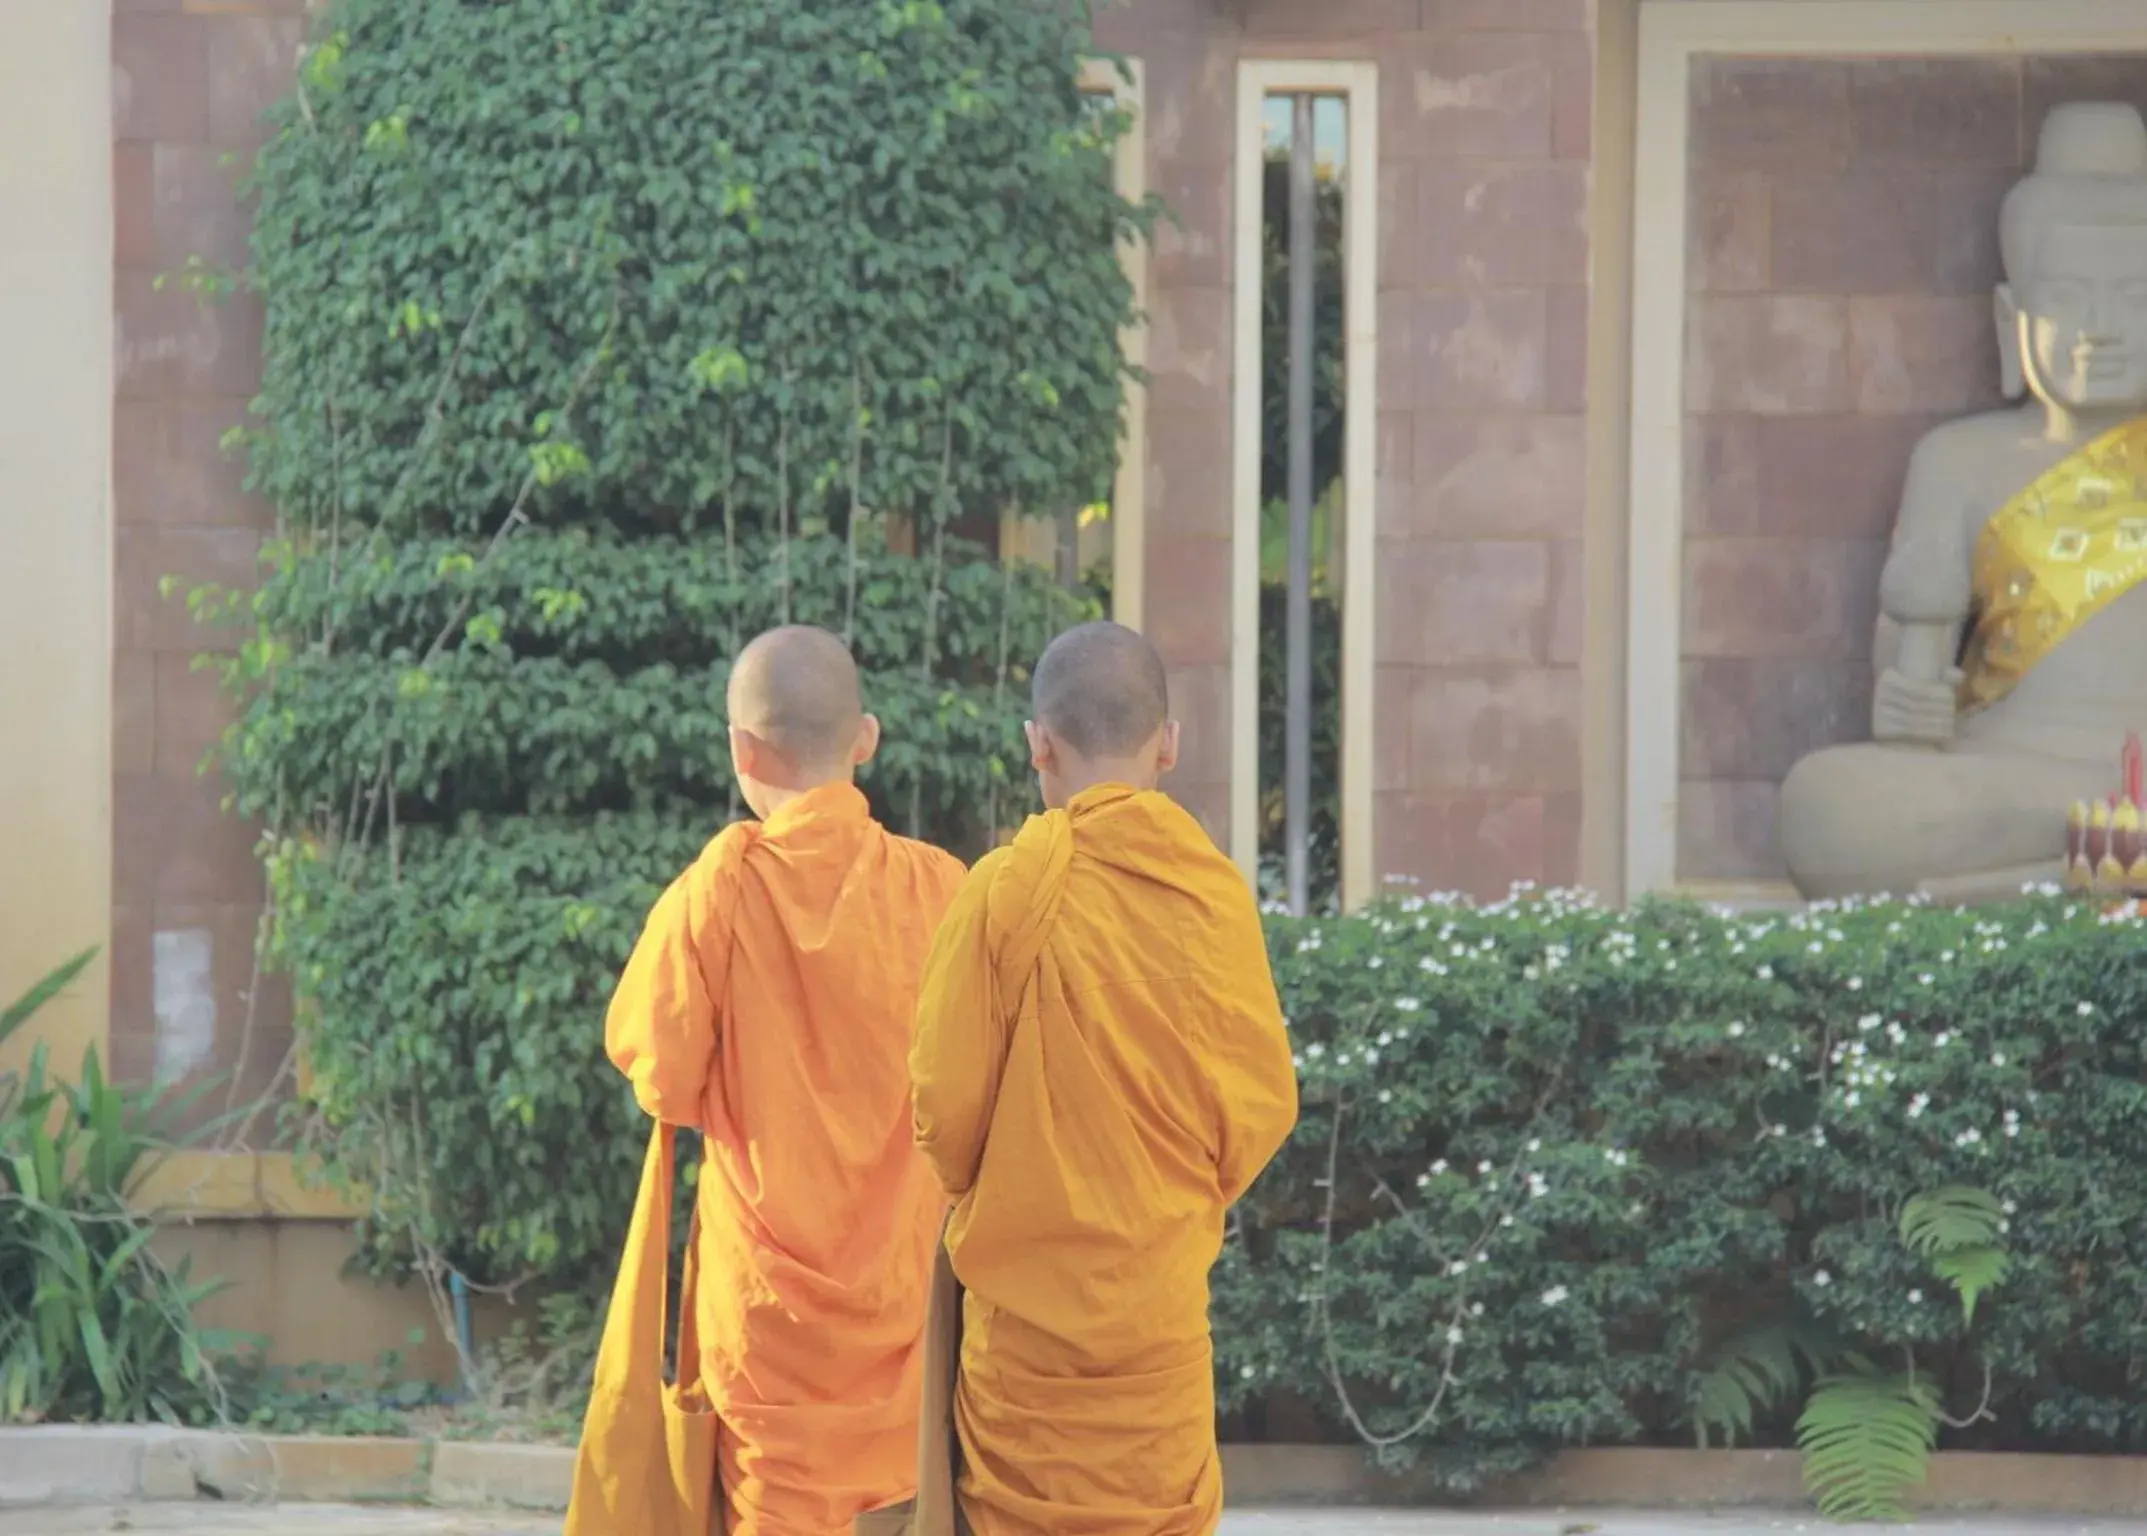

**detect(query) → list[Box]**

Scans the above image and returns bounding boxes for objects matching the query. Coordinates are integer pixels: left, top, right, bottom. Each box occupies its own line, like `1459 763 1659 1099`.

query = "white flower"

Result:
1527 1138 1542 1153
1394 998 1421 1014
1844 1092 1861 1108
1378 1090 1393 1105
1858 1014 1881 1032
1813 1270 1832 1288
1446 1326 1464 1347
1500 1214 1515 1228
1448 1260 1468 1277
1470 1302 1485 1318
1727 1021 1746 1038
1240 1364 1257 1380
1417 1173 1431 1189
2079 1001 2097 1016
1758 965 1775 980
1847 977 1864 991
1992 1053 2007 1067
1431 1159 1449 1175
1367 956 1383 971
1478 1160 1493 1175
1541 1286 1570 1307
1305 1042 1325 1060
1934 1032 1951 1048
1908 1289 1924 1305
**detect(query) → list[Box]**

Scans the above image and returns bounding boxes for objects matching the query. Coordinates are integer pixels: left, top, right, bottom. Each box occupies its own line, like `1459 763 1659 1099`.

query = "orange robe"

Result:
607 782 965 1536
909 784 1299 1536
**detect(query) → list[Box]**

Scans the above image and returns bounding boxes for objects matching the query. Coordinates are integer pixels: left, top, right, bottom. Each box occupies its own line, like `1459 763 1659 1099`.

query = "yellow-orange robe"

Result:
607 782 966 1536
910 783 1300 1536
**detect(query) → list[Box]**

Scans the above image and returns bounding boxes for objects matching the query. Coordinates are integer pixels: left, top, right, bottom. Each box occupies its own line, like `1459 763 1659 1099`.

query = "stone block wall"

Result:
109 0 308 1098
1678 53 2147 884
1099 0 1594 897
104 0 1600 1097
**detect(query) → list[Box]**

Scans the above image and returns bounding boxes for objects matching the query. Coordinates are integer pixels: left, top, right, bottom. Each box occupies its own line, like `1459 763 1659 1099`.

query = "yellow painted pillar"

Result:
0 2 113 1072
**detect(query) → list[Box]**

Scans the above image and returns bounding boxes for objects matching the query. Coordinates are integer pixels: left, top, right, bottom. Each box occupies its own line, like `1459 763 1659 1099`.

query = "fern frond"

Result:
1899 1187 2005 1257
1691 1321 1832 1449
1797 1369 1940 1522
1931 1246 2010 1326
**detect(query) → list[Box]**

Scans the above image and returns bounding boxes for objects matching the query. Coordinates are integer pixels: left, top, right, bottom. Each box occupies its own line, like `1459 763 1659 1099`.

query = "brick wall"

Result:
1679 54 2147 884
110 0 308 1095
1100 0 1593 897
105 0 1600 1095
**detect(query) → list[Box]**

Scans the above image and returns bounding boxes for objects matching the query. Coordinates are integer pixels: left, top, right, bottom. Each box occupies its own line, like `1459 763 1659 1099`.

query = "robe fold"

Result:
910 784 1300 1536
607 782 966 1536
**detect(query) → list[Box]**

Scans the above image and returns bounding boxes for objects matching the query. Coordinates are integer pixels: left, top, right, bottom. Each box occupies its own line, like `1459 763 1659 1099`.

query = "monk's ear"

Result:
1995 283 2025 400
852 714 882 767
1023 719 1052 772
730 725 772 782
1154 720 1181 777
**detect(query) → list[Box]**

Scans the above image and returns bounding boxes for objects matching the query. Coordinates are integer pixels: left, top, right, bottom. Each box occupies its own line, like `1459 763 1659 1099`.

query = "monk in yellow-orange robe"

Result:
910 621 1299 1536
608 626 966 1536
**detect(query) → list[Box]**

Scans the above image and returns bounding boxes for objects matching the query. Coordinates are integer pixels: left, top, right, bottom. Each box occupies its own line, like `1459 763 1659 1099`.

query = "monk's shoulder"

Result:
882 829 970 897
683 821 757 891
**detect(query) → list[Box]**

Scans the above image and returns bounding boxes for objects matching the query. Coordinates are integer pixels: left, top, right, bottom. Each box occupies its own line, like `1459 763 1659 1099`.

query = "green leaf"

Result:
1691 1322 1832 1450
1900 1187 2006 1258
1798 1369 1940 1523
1931 1246 2011 1327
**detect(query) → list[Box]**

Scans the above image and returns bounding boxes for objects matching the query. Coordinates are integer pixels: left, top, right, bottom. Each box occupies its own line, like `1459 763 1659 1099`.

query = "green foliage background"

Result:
1222 892 2147 1489
211 0 1142 1294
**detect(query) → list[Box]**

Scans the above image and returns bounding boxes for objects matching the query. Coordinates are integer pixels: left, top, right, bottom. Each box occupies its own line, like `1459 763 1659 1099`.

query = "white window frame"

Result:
1230 60 1379 910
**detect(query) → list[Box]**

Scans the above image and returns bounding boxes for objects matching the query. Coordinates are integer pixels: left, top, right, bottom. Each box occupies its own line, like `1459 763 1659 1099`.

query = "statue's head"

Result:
1997 102 2147 412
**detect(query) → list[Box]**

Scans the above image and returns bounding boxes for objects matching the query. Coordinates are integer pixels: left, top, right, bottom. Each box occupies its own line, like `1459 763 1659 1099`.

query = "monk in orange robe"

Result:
606 625 966 1536
909 621 1300 1536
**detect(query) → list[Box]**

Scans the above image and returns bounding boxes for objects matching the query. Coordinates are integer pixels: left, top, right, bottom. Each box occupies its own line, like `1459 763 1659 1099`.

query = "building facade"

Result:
6 0 2147 1358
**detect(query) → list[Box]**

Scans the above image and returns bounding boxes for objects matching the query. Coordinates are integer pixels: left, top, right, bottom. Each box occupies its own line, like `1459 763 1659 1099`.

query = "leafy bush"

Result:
204 0 1143 1299
0 952 240 1424
1217 890 2147 1503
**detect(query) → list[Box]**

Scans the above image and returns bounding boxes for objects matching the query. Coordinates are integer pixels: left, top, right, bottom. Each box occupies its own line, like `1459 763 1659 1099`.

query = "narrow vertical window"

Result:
1233 64 1378 912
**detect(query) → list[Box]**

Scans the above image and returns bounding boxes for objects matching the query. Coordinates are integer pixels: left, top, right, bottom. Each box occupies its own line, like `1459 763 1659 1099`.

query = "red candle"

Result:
2126 731 2144 807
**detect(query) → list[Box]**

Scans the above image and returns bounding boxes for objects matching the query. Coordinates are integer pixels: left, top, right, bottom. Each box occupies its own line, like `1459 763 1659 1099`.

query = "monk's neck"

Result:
748 776 861 824
1052 772 1153 808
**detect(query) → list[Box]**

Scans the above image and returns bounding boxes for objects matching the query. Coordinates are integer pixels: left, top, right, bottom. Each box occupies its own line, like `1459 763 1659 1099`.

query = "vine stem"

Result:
1306 1048 1563 1451
908 405 955 839
844 364 865 647
723 420 741 824
776 369 793 627
986 509 1017 843
343 263 625 871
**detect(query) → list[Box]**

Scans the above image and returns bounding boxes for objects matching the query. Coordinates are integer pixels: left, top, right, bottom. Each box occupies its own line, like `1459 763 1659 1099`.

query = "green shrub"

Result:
1218 889 2147 1502
202 0 1144 1300
0 952 242 1424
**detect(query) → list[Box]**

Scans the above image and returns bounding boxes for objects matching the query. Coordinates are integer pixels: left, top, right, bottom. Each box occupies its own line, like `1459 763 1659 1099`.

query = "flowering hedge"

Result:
1215 888 2147 1492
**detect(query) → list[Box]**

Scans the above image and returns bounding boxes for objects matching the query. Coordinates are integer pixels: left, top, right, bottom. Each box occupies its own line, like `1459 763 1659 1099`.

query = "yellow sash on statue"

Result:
1961 416 2147 711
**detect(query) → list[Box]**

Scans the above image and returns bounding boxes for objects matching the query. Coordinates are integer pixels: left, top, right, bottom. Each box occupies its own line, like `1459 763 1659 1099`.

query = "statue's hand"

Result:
1871 666 1960 746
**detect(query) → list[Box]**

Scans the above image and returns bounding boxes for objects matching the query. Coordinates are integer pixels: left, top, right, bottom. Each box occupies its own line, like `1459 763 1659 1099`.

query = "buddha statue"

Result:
1777 102 2147 902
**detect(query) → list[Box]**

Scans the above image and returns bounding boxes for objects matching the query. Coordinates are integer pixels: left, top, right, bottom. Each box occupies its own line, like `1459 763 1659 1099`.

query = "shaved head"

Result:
1031 621 1169 758
728 625 864 773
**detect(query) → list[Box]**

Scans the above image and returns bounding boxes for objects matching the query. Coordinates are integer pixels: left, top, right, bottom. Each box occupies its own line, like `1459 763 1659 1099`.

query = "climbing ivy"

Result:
200 0 1144 1302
